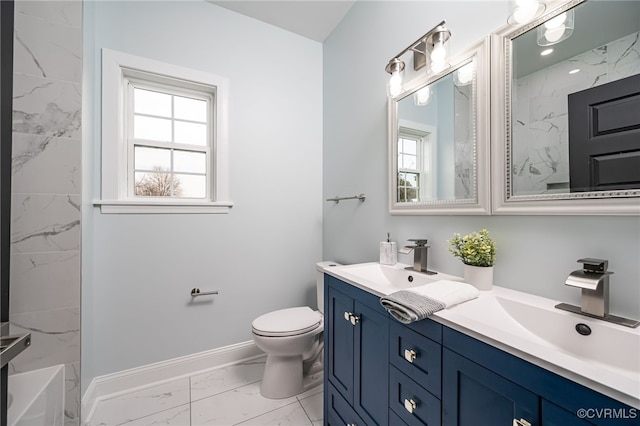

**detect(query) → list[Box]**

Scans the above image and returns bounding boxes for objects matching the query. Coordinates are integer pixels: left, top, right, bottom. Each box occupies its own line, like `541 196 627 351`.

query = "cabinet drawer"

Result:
327 382 366 426
404 317 442 344
389 321 442 399
389 366 441 426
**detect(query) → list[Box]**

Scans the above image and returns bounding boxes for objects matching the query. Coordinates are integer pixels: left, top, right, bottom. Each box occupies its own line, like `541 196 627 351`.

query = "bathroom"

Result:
0 0 638 424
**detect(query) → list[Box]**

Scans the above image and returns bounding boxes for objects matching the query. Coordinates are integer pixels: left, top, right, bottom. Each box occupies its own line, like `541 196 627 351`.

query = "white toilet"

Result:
252 261 338 399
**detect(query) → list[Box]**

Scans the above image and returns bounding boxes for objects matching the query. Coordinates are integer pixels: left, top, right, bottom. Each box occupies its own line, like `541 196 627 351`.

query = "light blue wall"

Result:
82 1 323 384
323 1 640 318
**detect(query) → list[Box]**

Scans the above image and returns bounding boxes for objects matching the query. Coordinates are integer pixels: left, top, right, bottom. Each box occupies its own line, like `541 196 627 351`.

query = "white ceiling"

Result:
208 1 356 42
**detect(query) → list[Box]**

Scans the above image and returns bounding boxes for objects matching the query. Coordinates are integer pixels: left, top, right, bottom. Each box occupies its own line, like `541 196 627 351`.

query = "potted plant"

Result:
448 229 496 290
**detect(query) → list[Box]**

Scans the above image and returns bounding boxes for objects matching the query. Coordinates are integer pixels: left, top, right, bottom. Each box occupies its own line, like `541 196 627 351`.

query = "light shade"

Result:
454 61 475 86
414 85 432 106
385 58 405 97
537 9 575 46
508 0 545 25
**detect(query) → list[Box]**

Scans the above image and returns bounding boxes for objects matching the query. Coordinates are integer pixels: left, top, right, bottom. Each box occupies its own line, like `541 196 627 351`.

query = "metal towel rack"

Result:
326 194 366 204
191 288 219 297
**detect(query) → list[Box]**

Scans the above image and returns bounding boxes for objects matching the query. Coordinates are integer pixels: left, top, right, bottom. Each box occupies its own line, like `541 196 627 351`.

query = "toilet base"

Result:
260 354 323 399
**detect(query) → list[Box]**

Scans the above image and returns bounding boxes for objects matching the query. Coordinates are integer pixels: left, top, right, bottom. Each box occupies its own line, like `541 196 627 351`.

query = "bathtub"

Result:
7 364 65 426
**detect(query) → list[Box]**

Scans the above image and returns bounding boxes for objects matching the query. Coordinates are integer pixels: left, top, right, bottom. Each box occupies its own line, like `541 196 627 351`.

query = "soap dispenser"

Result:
380 233 397 265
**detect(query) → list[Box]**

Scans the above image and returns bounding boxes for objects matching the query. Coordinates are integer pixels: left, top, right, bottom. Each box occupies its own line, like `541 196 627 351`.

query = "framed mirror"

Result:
492 0 640 214
388 37 491 215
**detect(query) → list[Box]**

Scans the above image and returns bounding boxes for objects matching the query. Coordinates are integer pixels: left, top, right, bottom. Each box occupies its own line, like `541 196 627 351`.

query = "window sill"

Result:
94 199 233 214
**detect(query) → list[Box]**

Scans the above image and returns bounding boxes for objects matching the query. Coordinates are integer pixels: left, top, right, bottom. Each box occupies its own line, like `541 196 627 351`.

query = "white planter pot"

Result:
463 264 494 291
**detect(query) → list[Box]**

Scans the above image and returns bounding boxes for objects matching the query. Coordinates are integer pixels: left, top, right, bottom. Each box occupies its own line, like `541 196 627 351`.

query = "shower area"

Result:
1 0 82 424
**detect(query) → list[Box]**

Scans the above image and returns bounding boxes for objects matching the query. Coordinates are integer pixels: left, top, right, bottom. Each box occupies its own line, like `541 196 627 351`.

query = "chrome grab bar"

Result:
191 288 219 297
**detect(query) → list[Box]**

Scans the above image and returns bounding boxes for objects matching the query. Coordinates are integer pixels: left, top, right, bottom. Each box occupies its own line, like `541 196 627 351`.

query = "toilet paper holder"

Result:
191 288 219 297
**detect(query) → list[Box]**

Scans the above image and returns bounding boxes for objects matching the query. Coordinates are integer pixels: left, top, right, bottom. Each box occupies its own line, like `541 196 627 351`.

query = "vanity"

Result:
322 263 640 426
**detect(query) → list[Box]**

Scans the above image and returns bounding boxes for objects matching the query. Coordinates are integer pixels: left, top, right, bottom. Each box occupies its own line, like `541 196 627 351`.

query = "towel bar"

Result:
326 194 366 203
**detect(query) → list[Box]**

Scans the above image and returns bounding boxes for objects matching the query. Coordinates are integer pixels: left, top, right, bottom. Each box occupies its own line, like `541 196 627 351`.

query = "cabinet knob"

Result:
404 349 417 363
513 419 532 426
350 315 360 325
344 311 352 322
346 423 357 426
404 398 417 414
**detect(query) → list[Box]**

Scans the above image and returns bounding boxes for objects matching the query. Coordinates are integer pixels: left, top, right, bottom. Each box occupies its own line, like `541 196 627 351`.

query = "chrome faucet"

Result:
399 239 436 275
556 258 639 328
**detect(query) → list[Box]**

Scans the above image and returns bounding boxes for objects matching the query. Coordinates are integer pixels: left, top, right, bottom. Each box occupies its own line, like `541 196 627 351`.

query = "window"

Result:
98 49 232 213
397 122 436 202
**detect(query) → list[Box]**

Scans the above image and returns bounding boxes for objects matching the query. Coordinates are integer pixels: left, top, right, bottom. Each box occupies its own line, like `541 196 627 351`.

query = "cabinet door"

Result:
354 301 389 426
327 284 355 403
442 349 539 426
327 382 365 426
542 400 595 426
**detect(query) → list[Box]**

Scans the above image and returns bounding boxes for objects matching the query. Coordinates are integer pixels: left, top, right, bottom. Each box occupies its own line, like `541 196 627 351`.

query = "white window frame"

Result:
96 48 232 214
398 120 437 202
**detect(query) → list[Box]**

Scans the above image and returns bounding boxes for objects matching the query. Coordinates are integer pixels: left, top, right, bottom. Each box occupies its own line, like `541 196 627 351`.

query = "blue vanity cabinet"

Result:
325 275 390 426
442 327 638 426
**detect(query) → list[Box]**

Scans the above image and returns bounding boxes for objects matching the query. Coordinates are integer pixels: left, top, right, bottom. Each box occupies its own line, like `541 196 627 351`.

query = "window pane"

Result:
174 96 207 122
134 146 171 171
134 171 175 197
174 121 207 145
134 88 171 117
402 154 417 169
403 139 417 155
134 115 172 142
175 174 206 198
174 150 206 174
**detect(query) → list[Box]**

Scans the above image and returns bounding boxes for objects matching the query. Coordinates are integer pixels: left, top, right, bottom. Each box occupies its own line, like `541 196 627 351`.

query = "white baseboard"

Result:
82 341 263 423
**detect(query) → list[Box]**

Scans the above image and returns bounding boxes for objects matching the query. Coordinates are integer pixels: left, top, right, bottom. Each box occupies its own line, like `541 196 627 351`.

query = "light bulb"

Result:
430 41 446 62
430 59 446 74
545 12 567 29
544 25 566 43
455 62 475 85
414 86 431 106
513 3 537 23
387 70 403 97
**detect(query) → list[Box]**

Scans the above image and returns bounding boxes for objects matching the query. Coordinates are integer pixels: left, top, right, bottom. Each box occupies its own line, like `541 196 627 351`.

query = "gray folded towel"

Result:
380 291 446 324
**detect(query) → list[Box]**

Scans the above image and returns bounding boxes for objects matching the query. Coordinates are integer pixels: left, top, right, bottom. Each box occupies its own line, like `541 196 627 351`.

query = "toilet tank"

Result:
316 261 341 314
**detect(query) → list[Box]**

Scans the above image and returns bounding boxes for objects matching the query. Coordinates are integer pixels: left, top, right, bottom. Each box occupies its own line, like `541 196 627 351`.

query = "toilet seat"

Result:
252 307 322 337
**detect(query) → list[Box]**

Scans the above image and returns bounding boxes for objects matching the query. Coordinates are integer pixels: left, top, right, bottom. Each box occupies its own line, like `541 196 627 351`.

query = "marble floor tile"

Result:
190 381 297 425
190 357 266 402
89 378 190 426
235 402 312 426
120 404 191 426
299 392 323 426
295 384 322 401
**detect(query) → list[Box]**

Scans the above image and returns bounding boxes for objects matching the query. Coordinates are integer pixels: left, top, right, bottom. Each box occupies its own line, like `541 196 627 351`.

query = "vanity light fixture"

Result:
385 20 451 96
537 9 574 46
508 0 545 25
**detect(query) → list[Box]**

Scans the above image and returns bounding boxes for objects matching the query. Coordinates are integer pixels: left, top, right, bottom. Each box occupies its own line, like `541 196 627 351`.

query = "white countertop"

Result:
322 262 640 409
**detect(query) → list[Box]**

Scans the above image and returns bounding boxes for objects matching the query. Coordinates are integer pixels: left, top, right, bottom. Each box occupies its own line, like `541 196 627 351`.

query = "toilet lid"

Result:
252 307 322 337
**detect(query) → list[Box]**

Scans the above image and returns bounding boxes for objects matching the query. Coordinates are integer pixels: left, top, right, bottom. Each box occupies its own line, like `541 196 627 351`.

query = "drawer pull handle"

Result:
350 315 360 325
404 398 417 414
404 349 417 363
513 419 532 426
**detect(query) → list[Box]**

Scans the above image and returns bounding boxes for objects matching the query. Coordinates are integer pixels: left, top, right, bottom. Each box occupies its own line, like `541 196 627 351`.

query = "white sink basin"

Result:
330 262 462 296
497 296 640 377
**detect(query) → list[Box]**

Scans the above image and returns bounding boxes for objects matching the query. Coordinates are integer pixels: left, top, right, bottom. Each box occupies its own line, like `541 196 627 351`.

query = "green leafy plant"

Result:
448 229 496 267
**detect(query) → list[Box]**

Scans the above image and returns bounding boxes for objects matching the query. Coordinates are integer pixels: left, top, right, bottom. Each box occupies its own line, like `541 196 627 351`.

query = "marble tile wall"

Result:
512 31 640 195
9 1 82 425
